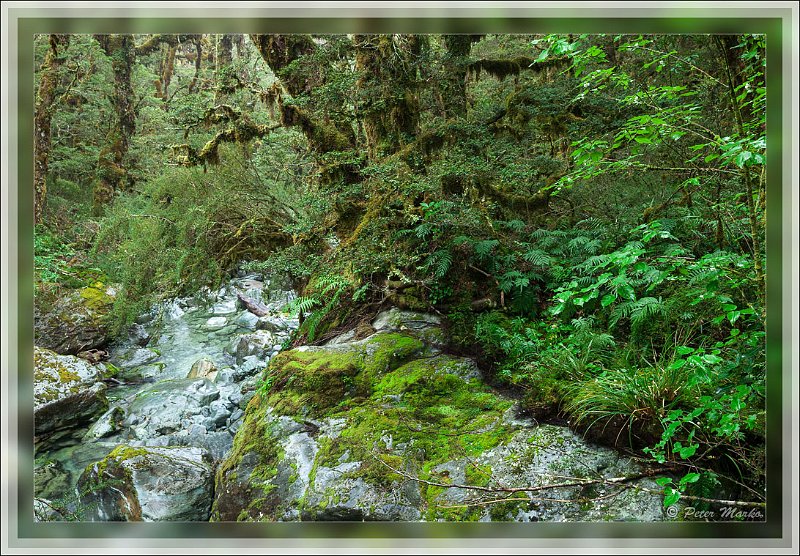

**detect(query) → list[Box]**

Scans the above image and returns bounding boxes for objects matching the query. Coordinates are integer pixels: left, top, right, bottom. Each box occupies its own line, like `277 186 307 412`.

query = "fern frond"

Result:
425 249 453 278
521 248 553 267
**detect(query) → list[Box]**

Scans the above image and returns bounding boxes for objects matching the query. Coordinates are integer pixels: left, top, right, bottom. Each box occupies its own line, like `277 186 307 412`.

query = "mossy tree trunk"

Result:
92 34 136 215
439 35 476 119
354 34 423 160
214 34 233 104
34 34 69 225
159 44 177 107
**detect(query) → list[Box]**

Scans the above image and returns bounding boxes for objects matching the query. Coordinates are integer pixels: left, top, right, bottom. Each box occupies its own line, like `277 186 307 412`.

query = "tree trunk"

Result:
92 34 136 214
34 34 69 225
715 35 765 306
354 34 423 160
188 37 202 93
161 44 177 106
215 34 233 103
440 35 474 119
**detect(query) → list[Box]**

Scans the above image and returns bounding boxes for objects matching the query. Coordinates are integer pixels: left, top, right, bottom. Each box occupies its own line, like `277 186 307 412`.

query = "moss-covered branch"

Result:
468 55 569 80
171 116 280 167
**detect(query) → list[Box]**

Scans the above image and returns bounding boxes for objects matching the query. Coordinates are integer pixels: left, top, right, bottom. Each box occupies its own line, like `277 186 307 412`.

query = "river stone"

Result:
229 331 274 363
205 316 228 330
77 445 214 521
115 347 160 369
235 311 260 330
84 406 125 440
187 357 218 381
256 315 292 333
34 283 116 355
128 323 151 347
212 298 238 315
122 378 220 441
34 347 108 448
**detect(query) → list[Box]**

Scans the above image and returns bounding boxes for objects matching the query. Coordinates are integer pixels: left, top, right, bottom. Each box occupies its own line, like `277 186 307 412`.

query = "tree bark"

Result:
715 35 765 306
34 34 69 225
440 35 475 119
354 34 423 160
215 34 234 104
92 34 135 214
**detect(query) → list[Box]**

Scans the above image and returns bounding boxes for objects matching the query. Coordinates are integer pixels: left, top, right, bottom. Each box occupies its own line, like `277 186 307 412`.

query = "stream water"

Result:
34 273 300 517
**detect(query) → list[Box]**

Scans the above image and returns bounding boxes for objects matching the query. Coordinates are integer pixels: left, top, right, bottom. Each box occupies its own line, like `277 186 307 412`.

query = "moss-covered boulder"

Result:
213 317 668 522
34 346 109 451
34 282 117 355
77 445 214 521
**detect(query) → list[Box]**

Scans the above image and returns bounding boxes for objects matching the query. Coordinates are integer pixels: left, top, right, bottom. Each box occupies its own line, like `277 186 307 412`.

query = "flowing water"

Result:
34 273 299 516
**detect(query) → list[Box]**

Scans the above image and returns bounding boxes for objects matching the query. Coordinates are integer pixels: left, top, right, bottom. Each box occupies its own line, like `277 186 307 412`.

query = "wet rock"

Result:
115 347 160 369
121 378 220 442
234 355 268 380
84 406 125 440
205 316 228 330
187 357 218 381
213 298 238 315
228 331 274 363
34 283 117 355
235 311 260 330
78 445 214 521
128 323 151 347
256 316 293 333
34 347 108 449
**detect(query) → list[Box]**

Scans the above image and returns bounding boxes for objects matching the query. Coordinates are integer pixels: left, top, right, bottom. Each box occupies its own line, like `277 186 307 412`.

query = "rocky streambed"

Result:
34 274 669 522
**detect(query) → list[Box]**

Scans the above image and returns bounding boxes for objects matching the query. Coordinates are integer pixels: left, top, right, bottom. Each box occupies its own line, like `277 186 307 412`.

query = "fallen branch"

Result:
236 291 270 317
373 454 766 509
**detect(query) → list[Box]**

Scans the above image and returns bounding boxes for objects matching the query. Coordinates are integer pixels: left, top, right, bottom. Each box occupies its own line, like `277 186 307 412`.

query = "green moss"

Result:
79 282 113 311
263 333 424 419
220 330 522 521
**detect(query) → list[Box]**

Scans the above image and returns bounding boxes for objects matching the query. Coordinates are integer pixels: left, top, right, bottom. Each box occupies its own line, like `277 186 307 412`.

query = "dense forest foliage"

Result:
34 33 766 509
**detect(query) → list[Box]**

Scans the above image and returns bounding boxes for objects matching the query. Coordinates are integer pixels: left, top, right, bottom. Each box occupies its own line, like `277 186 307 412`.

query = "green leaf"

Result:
680 472 701 485
735 150 752 167
664 491 681 507
678 444 698 459
601 293 616 307
617 283 635 301
655 477 672 487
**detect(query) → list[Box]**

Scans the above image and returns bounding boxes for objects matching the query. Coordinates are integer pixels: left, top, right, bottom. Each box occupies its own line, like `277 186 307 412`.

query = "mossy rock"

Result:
77 445 213 521
34 283 117 355
214 315 668 522
213 329 518 521
34 347 108 450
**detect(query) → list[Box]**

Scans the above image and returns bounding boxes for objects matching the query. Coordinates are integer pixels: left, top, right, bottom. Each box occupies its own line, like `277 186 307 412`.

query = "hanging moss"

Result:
468 55 568 81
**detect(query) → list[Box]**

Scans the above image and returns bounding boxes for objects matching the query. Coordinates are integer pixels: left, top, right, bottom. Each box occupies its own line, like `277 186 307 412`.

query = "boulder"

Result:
227 331 274 363
187 357 218 381
213 320 667 522
128 323 151 347
84 406 125 440
34 347 108 449
34 282 117 355
77 445 214 521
